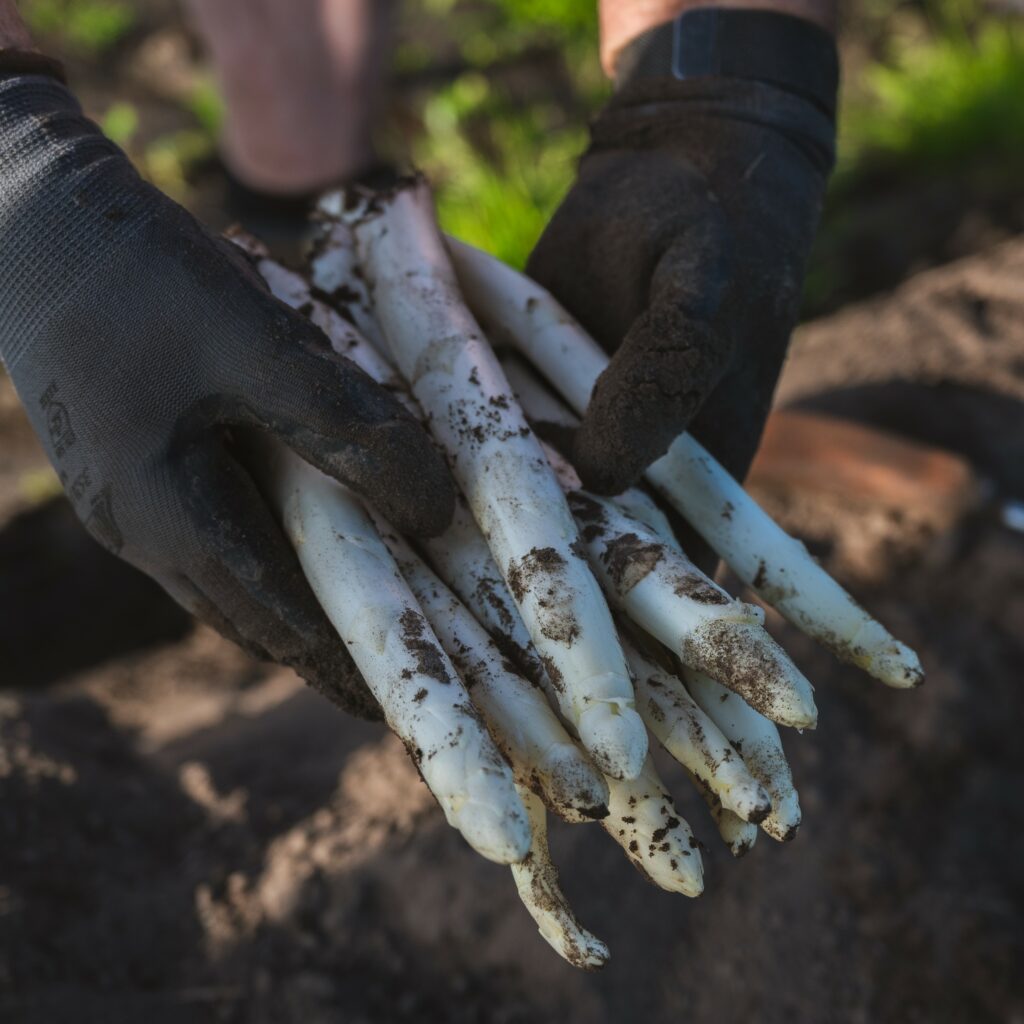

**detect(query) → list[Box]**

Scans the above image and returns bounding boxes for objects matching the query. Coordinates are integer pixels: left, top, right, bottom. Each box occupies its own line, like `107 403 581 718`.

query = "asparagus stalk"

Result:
695 779 760 857
602 756 704 897
541 442 816 730
503 352 689 561
511 786 610 970
239 228 547 687
622 640 771 823
324 179 648 780
607 487 679 552
501 355 679 544
371 517 610 821
684 668 802 841
307 218 388 353
231 231 532 860
265 442 530 863
420 499 547 686
502 355 804 841
447 237 924 690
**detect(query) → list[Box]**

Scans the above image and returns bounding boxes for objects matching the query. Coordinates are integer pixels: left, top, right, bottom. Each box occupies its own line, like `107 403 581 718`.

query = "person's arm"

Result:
528 0 839 496
182 0 396 196
0 0 454 716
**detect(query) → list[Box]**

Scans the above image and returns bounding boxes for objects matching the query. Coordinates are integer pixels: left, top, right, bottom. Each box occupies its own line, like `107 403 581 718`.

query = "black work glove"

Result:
0 71 456 718
528 9 837 494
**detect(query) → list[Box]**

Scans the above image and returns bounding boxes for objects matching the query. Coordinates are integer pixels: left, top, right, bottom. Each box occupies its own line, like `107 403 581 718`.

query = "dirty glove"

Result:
528 8 838 493
0 69 455 717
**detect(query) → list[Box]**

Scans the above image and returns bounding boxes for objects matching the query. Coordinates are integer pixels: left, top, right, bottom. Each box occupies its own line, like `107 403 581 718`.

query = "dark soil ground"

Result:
1 240 1022 1023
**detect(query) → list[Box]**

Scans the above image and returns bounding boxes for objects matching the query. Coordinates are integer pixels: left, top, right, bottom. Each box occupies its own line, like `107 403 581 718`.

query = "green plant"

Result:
838 16 1024 183
142 131 215 202
185 77 225 137
22 0 134 56
412 72 587 267
399 0 604 267
100 101 137 146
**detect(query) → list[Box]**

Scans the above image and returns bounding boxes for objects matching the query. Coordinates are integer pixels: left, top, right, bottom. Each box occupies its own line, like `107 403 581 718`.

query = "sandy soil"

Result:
1 244 1023 1023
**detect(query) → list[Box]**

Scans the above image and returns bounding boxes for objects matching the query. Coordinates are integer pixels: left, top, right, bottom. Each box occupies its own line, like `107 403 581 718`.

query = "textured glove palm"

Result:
0 74 455 717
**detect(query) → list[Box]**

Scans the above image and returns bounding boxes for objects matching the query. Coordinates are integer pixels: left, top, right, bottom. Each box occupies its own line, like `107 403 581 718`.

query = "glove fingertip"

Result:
371 445 455 538
317 418 456 539
572 414 648 496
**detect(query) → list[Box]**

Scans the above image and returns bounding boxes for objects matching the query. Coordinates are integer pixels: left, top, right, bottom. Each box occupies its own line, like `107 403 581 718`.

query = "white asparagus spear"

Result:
500 353 580 431
325 180 647 780
282 230 701 905
542 444 817 730
447 237 924 690
307 218 389 353
238 229 547 689
694 778 760 857
622 640 771 823
227 229 404 392
504 364 804 835
511 786 610 970
264 442 530 863
607 487 679 551
371 517 610 821
503 359 803 839
684 668 802 841
420 499 547 686
602 756 704 897
505 356 816 728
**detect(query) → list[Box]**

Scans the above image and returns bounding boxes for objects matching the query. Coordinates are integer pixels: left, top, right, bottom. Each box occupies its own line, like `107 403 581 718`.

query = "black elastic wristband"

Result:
0 48 67 85
615 8 838 117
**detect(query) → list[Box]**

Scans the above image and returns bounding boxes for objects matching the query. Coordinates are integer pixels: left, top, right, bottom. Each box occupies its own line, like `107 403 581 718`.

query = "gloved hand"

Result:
528 10 837 494
0 70 455 717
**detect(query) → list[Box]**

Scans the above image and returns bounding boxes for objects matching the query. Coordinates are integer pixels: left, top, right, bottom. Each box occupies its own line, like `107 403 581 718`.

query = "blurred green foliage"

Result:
99 100 137 146
403 0 1024 282
839 18 1024 181
28 0 1024 297
142 130 215 201
412 74 589 267
402 0 602 266
185 77 225 137
22 0 133 56
801 0 1024 311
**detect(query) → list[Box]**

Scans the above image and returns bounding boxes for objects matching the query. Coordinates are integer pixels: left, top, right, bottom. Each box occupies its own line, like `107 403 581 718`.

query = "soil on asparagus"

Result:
2 242 1024 1023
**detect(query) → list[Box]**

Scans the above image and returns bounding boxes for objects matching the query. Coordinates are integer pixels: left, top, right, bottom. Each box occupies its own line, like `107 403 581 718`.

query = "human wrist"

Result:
599 0 837 77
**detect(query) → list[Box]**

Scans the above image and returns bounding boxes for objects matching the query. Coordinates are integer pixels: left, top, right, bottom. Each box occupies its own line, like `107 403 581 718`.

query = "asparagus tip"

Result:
533 917 611 971
863 638 925 689
729 834 757 858
577 701 649 781
683 620 818 730
512 788 610 970
536 742 611 822
735 783 773 825
761 790 803 842
449 786 532 865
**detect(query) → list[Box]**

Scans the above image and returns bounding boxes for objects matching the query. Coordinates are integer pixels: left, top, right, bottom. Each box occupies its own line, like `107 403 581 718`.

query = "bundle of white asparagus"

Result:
227 174 922 970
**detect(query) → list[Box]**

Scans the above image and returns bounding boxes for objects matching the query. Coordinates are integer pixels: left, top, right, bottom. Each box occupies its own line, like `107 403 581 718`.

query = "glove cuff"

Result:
615 7 838 118
0 48 67 85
